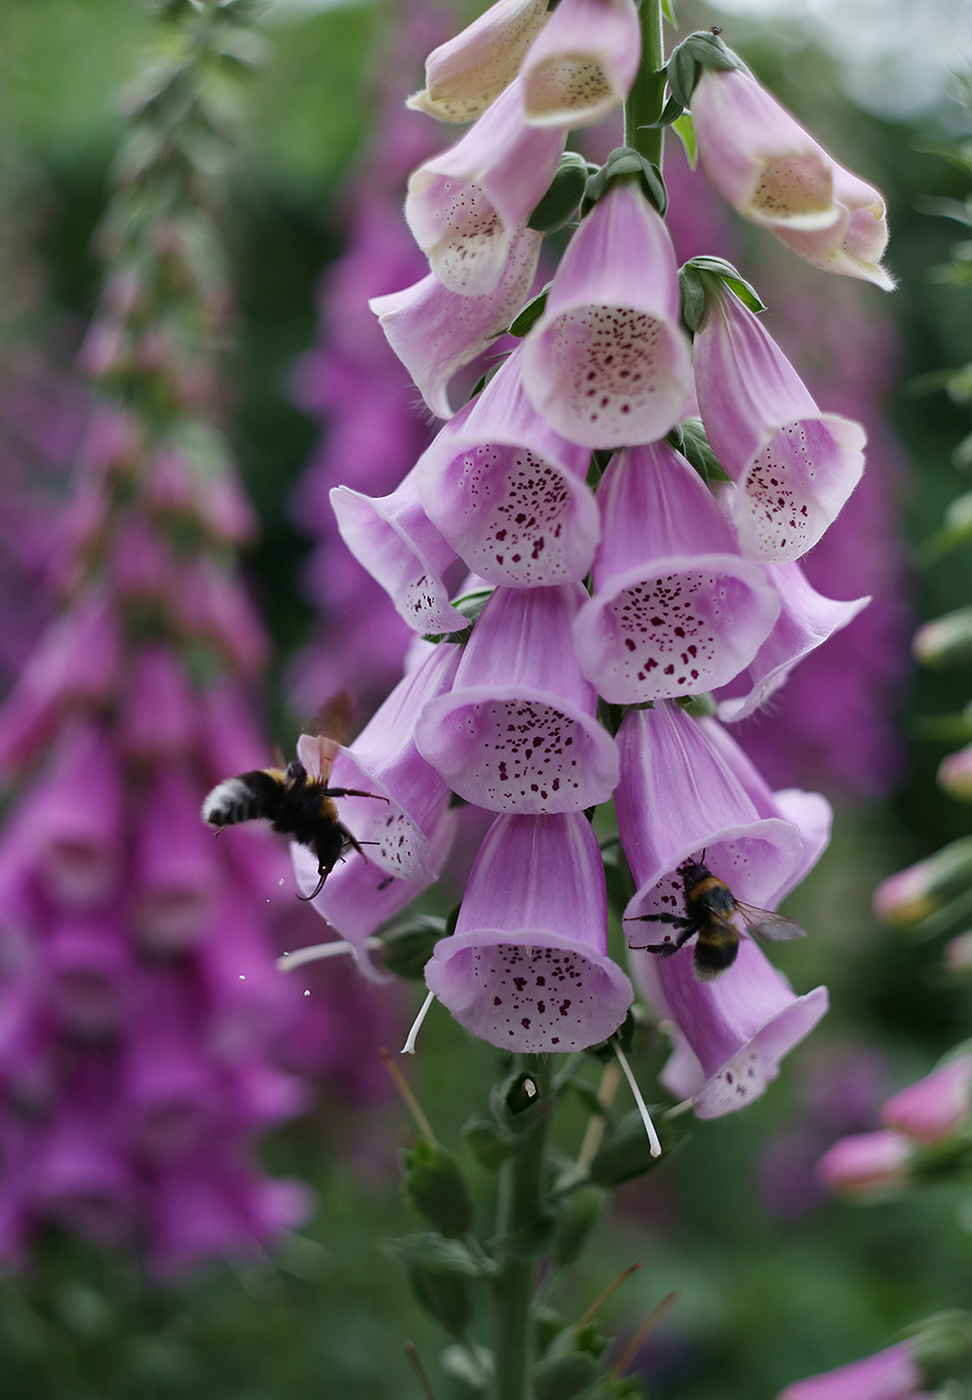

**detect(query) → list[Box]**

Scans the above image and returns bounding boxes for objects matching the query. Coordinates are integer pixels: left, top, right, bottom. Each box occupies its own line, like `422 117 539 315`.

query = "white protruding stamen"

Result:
402 990 436 1056
276 937 381 972
613 1039 662 1159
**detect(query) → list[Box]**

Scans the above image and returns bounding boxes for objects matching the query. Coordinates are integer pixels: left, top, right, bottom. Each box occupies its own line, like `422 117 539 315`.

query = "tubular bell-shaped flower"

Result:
520 0 641 128
690 66 892 289
693 286 866 562
618 702 828 1116
371 223 543 418
424 811 633 1052
407 0 550 123
416 584 619 812
293 644 463 977
572 441 780 702
406 78 566 297
521 179 693 447
716 561 870 722
330 463 466 635
415 348 599 588
880 1054 972 1145
777 1340 923 1400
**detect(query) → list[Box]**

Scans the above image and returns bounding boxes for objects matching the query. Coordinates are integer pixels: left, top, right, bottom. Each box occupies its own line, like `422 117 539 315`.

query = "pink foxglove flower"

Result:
879 1055 972 1144
416 584 619 812
632 935 829 1119
407 0 550 122
330 463 465 635
424 811 632 1051
716 562 869 722
371 222 543 418
693 286 866 562
572 441 780 702
521 180 693 447
777 1341 923 1400
415 348 599 588
406 78 565 296
293 644 462 977
816 1130 912 1198
690 67 892 289
520 0 641 128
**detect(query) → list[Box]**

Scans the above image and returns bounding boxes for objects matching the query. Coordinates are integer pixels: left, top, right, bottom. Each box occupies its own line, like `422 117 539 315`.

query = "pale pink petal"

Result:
520 0 641 128
408 0 550 122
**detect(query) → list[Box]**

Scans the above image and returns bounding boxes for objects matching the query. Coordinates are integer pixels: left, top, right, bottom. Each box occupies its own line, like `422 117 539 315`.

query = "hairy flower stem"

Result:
624 0 666 168
491 1056 553 1400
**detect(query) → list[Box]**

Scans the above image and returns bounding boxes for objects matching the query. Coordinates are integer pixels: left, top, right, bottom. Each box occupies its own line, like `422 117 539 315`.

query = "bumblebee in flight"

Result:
201 693 387 901
624 854 806 980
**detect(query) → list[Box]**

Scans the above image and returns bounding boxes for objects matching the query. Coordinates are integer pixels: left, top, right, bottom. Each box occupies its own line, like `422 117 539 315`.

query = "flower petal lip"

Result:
424 812 633 1052
693 288 866 563
520 0 641 129
406 79 565 297
716 562 870 722
691 68 840 232
370 222 543 419
415 349 599 588
769 164 893 291
329 465 464 636
776 1339 922 1400
521 181 693 447
407 0 550 123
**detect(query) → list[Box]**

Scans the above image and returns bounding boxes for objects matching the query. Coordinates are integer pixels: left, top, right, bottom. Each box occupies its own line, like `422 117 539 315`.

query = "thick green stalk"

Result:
491 1058 553 1400
624 0 667 168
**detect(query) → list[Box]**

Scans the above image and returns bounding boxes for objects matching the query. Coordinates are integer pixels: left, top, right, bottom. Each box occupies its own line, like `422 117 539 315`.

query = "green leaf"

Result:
509 285 552 337
385 1233 486 1278
662 0 677 24
672 416 731 484
672 111 697 167
529 152 590 233
403 1142 474 1239
380 916 447 980
534 1351 600 1400
551 1185 606 1266
490 1211 557 1262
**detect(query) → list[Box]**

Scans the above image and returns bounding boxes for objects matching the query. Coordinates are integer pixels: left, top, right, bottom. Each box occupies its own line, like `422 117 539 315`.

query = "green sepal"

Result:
463 1117 517 1171
441 1344 493 1392
380 915 447 979
403 1141 474 1239
423 587 494 645
509 284 552 338
385 1233 487 1277
905 1310 972 1383
586 1007 640 1065
667 29 748 110
678 256 764 335
490 1069 547 1130
668 416 732 484
529 152 592 233
596 698 627 737
564 1074 608 1118
676 692 717 717
534 1352 601 1400
489 1210 557 1262
535 1306 570 1354
662 0 677 24
550 1185 606 1266
583 147 667 217
588 1108 667 1186
638 91 685 131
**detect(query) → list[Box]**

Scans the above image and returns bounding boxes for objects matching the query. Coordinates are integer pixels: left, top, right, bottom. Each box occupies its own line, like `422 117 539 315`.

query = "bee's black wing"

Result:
735 901 807 943
305 690 355 746
202 770 287 827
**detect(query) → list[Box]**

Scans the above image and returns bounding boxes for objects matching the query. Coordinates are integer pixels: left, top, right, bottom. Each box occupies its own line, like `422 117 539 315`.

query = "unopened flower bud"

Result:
874 838 972 928
816 1129 912 1198
938 743 972 800
914 607 972 668
880 1055 972 1144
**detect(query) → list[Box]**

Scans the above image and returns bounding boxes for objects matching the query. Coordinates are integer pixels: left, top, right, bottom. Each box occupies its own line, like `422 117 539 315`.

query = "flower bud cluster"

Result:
295 3 896 1118
0 0 328 1273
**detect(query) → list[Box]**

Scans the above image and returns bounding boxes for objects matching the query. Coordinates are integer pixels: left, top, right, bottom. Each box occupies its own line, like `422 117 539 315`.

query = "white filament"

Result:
402 990 436 1055
276 937 381 972
614 1039 662 1159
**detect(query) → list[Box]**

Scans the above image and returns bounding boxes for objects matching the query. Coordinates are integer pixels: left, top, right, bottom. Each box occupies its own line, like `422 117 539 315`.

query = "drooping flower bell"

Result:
521 178 693 448
692 282 866 563
776 1340 926 1400
415 347 599 589
405 77 565 296
572 440 780 702
519 0 641 129
407 0 550 123
424 811 633 1052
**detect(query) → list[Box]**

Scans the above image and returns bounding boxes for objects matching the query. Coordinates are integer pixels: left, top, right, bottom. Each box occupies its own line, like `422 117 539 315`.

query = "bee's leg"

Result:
322 787 390 803
623 911 690 926
626 913 698 957
337 825 376 864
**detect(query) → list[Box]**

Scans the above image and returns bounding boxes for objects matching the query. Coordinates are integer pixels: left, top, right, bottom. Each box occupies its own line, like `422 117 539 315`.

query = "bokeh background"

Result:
1 0 972 1396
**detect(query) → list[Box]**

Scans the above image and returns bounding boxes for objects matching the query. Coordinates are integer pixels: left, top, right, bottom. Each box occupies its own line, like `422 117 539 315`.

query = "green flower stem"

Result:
624 0 667 168
491 1056 553 1400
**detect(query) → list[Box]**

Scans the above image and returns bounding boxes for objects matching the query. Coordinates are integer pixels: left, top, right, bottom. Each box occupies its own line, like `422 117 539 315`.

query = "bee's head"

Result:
678 858 710 885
